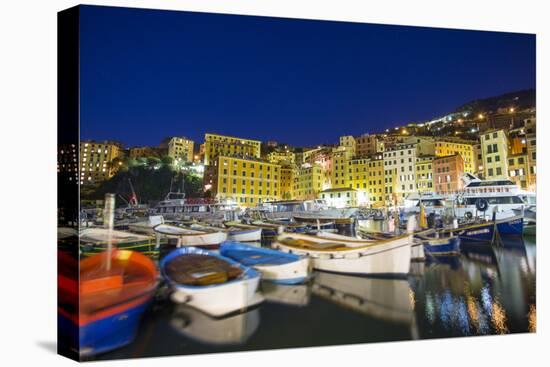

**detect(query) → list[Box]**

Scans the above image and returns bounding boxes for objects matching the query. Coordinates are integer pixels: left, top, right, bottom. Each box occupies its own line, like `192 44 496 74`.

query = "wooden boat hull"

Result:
273 233 412 276
161 247 263 317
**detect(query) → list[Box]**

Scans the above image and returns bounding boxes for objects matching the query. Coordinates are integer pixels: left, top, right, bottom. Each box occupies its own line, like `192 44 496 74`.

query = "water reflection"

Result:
171 306 260 346
88 221 536 360
312 272 416 326
262 282 311 307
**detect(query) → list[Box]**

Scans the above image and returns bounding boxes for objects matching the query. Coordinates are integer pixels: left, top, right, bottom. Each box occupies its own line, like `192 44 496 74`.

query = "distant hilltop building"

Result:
160 136 194 163
79 140 124 185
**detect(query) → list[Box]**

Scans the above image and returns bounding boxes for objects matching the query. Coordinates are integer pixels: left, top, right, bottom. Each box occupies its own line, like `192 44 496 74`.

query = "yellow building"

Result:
166 137 194 163
347 156 383 207
339 135 356 156
280 165 296 200
480 130 509 179
267 150 295 165
508 154 530 189
204 133 261 166
415 156 434 194
293 164 323 200
79 141 122 185
367 157 385 208
435 139 475 174
212 156 281 207
526 133 536 191
331 147 353 189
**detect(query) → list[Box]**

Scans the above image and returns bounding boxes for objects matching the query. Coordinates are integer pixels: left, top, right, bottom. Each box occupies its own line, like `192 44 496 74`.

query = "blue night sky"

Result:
79 5 535 148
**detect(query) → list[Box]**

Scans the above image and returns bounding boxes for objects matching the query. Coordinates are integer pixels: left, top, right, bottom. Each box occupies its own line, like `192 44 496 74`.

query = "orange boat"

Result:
58 250 158 357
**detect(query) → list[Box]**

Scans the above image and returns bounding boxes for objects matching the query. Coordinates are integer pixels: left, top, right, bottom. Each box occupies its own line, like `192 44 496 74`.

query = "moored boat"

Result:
58 250 158 356
272 232 411 276
224 220 282 239
153 223 227 248
79 228 158 258
161 247 263 317
220 242 311 284
415 232 461 256
190 223 263 242
443 214 524 244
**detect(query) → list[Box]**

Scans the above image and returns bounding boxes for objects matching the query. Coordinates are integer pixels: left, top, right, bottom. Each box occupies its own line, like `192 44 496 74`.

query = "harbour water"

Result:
93 220 536 361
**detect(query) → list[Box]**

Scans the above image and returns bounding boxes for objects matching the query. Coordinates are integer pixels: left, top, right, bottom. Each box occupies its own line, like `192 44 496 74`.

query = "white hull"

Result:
227 228 263 242
154 224 227 247
273 233 412 275
127 222 156 235
254 257 310 283
170 276 263 317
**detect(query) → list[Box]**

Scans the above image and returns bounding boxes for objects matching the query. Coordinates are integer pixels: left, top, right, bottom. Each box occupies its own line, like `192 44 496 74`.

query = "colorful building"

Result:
204 133 261 166
434 139 475 174
330 147 353 189
355 134 384 157
211 155 281 207
280 165 296 200
293 164 324 200
383 143 417 204
79 141 123 185
339 135 356 156
480 129 509 179
267 150 295 165
415 156 434 194
526 132 536 191
433 154 464 194
508 154 530 189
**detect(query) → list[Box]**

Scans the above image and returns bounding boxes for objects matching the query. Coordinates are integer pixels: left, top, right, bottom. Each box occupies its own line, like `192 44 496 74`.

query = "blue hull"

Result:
59 300 150 356
424 237 461 256
451 216 524 244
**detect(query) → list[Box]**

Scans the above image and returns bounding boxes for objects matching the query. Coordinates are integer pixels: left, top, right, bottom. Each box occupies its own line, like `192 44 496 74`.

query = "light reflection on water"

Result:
95 220 536 360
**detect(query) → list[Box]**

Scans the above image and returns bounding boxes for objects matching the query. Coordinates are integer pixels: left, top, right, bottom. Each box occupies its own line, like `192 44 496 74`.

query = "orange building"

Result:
433 154 464 194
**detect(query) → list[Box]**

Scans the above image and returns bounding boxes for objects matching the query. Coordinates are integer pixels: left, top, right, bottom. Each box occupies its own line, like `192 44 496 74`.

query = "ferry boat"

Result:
404 173 535 220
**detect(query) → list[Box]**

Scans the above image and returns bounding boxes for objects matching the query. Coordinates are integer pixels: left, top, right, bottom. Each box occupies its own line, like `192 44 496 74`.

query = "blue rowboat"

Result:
415 233 461 256
220 242 311 285
160 247 263 317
